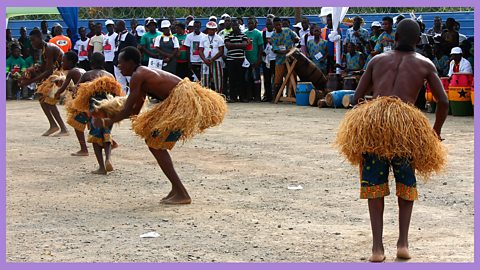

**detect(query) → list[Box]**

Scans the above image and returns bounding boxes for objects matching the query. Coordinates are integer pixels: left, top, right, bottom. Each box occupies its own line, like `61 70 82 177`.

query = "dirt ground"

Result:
6 100 474 262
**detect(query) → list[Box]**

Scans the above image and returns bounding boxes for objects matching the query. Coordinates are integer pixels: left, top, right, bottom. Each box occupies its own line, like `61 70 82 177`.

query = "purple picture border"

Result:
1 0 477 269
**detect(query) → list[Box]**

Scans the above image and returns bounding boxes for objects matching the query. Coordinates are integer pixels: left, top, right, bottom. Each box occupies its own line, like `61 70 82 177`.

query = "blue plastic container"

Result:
326 90 356 108
296 83 314 106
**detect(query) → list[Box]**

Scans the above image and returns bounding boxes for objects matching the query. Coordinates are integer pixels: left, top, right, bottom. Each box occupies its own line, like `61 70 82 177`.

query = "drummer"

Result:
447 47 473 77
335 42 365 75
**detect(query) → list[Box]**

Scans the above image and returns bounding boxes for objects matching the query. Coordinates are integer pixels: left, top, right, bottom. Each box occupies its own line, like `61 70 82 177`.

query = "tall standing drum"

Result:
325 73 343 92
343 76 358 90
286 48 327 90
448 73 473 116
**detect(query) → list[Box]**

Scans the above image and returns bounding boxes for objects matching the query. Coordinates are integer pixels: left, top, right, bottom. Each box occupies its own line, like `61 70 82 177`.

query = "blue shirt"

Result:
271 28 298 65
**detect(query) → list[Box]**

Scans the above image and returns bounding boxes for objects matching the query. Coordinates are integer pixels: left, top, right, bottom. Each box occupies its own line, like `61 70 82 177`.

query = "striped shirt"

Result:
224 32 247 61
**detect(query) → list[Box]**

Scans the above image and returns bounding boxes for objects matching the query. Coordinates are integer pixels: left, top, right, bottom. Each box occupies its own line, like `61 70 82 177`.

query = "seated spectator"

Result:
336 42 365 75
6 29 21 58
448 47 472 77
6 46 27 100
432 45 450 77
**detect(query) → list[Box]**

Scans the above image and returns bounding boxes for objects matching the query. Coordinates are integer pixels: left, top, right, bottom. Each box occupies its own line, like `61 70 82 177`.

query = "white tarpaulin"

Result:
320 7 349 74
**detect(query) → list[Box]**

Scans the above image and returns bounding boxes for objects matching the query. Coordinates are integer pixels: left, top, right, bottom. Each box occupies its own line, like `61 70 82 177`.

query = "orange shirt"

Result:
49 35 72 53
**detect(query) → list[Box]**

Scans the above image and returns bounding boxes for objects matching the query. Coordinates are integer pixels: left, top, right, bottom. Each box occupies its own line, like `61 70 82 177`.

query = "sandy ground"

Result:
6 100 474 262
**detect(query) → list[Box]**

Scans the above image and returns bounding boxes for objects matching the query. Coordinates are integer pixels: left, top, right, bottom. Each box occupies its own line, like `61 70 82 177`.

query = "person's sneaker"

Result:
28 95 35 100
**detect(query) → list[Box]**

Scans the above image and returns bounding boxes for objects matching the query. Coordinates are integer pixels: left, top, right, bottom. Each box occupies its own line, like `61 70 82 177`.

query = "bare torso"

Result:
79 69 114 84
362 50 436 104
70 67 86 84
132 66 181 99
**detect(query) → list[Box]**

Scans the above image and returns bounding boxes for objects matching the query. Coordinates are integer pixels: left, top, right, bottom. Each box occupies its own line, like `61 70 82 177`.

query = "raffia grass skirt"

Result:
335 96 447 179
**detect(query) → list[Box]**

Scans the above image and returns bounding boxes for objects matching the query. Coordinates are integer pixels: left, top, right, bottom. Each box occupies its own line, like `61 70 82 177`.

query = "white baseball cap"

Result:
136 25 145 36
293 22 302 28
371 21 381 28
206 21 218 29
221 13 231 19
209 16 217 21
161 20 171 29
146 18 157 26
188 21 194 27
105 19 115 26
450 47 463 55
218 19 225 25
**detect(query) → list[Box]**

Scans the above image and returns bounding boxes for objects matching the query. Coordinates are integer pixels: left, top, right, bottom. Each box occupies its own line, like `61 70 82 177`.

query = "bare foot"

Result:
105 159 113 172
42 127 59 136
71 150 89 156
53 131 69 137
161 190 175 202
112 140 119 150
91 168 107 175
396 246 411 260
161 194 192 205
368 254 386 263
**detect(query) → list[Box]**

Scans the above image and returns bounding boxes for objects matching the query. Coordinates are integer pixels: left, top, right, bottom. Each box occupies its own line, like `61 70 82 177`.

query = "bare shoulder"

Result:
414 52 436 70
100 70 114 78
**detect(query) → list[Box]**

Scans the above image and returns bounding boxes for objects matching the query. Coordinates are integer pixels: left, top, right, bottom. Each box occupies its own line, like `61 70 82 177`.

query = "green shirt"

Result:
140 31 161 62
6 56 26 74
245 29 264 64
174 33 188 62
24 56 34 68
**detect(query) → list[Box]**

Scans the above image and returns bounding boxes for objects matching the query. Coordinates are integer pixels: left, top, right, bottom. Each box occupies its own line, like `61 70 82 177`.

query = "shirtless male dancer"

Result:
351 19 449 262
19 29 68 136
54 51 87 155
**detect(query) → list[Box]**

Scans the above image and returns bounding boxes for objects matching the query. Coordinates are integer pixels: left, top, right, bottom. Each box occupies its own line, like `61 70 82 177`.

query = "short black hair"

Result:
90 52 105 68
176 22 186 30
382 16 393 24
95 22 102 27
29 29 43 39
64 51 79 65
79 26 86 32
11 44 21 51
273 17 282 23
119 46 141 65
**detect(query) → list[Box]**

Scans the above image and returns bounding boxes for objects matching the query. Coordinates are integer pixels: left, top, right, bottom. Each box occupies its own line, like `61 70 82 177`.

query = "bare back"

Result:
69 67 86 84
131 66 181 99
78 69 114 84
355 50 444 104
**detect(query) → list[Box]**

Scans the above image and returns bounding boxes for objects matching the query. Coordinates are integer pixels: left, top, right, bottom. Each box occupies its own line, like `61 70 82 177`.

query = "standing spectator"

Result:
455 22 467 45
49 25 72 53
299 17 310 41
209 16 217 23
86 20 96 38
237 16 246 33
187 20 194 34
461 40 474 71
6 46 27 100
174 22 190 79
40 20 52 41
218 15 234 95
245 17 264 102
185 15 194 27
439 18 459 55
113 20 137 93
427 16 443 36
155 20 180 75
448 47 472 77
344 16 369 47
88 23 105 58
103 19 117 76
300 24 315 55
6 29 20 58
261 18 276 102
432 45 450 77
224 20 248 102
370 21 382 43
218 20 225 33
199 21 224 93
18 27 32 59
139 18 160 66
184 20 206 81
74 27 90 71
271 17 299 98
321 14 341 73
282 18 291 29
371 17 395 56
130 19 138 37
306 25 328 75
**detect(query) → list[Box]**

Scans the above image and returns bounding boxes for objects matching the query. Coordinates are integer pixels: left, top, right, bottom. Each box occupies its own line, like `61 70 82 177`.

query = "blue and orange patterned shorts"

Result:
360 153 418 201
145 130 182 150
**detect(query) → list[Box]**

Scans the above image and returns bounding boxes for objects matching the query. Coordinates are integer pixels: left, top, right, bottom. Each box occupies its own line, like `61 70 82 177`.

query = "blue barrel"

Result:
296 82 314 106
326 90 356 108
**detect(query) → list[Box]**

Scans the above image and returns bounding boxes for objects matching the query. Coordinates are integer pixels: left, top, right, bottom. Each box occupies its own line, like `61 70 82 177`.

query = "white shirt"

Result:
299 28 310 40
74 38 90 61
103 32 118 62
184 32 207 63
300 33 315 46
153 34 180 49
448 57 473 77
199 34 224 62
264 30 276 61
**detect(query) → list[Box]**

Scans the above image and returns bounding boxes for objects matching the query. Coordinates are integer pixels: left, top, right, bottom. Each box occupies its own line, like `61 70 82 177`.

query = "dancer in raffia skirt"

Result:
92 46 227 204
335 19 449 262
